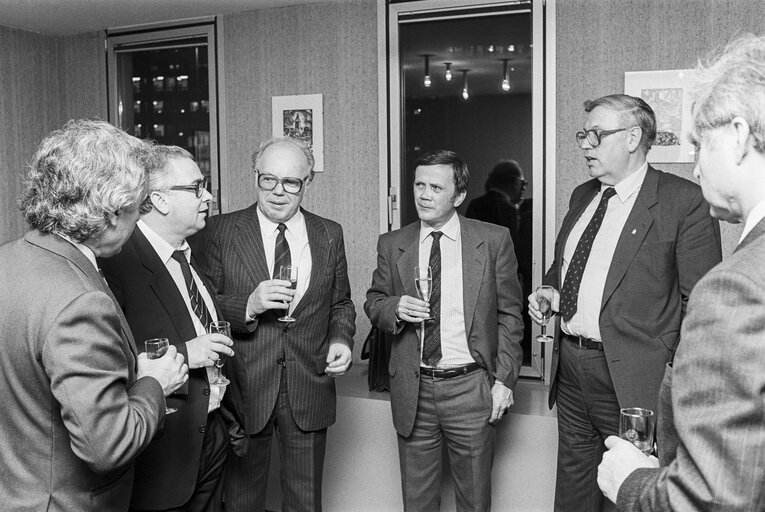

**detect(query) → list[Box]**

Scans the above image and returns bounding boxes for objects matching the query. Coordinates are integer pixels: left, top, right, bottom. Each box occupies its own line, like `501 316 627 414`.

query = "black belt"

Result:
419 362 482 379
563 333 604 351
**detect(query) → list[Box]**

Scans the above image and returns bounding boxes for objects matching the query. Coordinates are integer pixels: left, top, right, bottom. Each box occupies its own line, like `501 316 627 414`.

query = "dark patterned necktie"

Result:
559 187 616 322
171 250 212 328
422 231 443 366
272 223 291 279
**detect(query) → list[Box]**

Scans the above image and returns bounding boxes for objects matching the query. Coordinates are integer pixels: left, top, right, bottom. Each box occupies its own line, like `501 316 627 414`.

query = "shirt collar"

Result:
606 161 648 203
419 210 460 244
740 198 765 244
137 219 185 264
256 206 306 239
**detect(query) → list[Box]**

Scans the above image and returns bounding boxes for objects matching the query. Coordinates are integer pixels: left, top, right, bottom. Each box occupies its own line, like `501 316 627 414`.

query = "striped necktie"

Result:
171 250 212 328
422 231 443 366
272 223 291 279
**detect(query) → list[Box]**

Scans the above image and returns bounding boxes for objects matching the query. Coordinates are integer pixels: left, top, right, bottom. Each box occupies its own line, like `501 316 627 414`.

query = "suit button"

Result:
276 357 285 366
414 371 419 378
282 325 290 333
199 425 206 433
203 388 210 396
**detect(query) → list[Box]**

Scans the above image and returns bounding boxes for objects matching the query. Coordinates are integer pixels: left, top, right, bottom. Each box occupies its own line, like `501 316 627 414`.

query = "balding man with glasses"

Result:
192 137 355 512
527 94 721 511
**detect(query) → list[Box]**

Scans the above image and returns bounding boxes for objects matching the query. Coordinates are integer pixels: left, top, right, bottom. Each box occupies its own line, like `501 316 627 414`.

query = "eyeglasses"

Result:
168 178 208 198
575 127 632 148
257 173 307 194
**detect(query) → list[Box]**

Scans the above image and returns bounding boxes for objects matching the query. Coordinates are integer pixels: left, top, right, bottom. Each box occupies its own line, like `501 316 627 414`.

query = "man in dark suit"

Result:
0 120 188 511
365 150 524 511
598 34 765 511
100 146 246 512
527 94 721 511
466 159 533 361
192 137 356 512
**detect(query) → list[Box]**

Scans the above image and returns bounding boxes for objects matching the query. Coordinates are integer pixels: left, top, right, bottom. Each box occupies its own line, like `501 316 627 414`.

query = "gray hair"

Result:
18 119 156 242
689 33 765 152
252 136 315 180
584 94 657 151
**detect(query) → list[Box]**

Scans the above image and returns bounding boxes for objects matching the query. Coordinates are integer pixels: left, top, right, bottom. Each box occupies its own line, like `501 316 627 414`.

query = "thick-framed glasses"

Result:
169 178 208 198
257 173 306 194
575 127 630 148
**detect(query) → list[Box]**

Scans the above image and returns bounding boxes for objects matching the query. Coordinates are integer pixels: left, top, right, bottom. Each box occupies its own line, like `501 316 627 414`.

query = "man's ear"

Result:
149 190 171 215
626 126 643 153
730 116 753 165
453 190 467 208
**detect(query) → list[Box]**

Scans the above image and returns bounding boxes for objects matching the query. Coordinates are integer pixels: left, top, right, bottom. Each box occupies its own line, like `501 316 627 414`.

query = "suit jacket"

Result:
0 231 165 511
544 166 721 412
617 217 765 511
364 215 524 437
99 227 247 510
191 205 356 434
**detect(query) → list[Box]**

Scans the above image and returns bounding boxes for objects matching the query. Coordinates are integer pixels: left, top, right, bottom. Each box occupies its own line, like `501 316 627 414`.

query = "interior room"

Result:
1 0 761 510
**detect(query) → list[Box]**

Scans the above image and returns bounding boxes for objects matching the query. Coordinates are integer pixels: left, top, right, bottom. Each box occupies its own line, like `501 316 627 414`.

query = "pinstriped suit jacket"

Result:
192 204 356 433
364 215 524 437
617 217 765 511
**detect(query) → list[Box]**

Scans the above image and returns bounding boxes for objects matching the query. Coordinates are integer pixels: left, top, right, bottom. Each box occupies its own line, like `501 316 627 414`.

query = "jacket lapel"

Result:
601 166 658 311
233 204 270 286
735 216 765 252
291 210 328 318
395 223 422 300
460 217 486 337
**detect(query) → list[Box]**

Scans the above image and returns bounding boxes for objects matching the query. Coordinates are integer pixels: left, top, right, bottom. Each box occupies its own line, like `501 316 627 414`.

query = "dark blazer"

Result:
99 227 247 510
191 205 356 434
364 215 524 437
0 231 164 511
617 217 765 511
544 166 721 412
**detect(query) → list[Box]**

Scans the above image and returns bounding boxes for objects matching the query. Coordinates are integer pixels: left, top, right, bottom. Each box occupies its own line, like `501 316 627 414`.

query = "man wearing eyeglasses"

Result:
192 137 355 512
99 145 246 512
527 94 721 511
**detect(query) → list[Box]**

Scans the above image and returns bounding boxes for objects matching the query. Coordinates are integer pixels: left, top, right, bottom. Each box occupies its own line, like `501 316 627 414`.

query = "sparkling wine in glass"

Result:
278 265 298 323
207 321 231 386
535 285 555 343
414 266 433 320
620 407 655 455
144 337 177 414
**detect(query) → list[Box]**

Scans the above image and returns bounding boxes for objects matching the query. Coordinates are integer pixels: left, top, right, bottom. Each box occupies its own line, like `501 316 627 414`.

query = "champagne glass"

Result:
278 265 298 323
144 338 177 414
535 285 555 343
207 321 231 386
620 407 655 455
414 266 433 320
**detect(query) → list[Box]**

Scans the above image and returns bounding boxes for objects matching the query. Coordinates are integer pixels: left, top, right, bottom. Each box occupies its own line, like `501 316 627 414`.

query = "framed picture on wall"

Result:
624 69 694 164
271 93 324 172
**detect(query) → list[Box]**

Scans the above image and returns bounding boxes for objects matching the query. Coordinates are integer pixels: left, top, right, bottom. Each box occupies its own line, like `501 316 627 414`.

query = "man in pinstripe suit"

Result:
193 137 355 512
598 34 765 510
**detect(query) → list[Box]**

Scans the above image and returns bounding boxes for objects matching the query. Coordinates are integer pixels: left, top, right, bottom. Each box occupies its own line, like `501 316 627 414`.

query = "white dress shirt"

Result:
561 162 648 341
257 208 312 315
419 212 474 368
137 220 224 411
740 199 765 244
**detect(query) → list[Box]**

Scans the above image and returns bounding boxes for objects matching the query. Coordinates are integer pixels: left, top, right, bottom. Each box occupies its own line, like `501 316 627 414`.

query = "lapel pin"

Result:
631 228 637 235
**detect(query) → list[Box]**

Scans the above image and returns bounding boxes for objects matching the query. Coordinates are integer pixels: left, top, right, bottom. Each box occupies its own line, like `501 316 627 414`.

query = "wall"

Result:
555 0 765 256
0 26 105 245
220 0 379 356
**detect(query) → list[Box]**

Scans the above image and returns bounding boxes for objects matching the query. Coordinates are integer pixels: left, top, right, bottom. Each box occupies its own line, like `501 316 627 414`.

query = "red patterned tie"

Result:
559 187 616 322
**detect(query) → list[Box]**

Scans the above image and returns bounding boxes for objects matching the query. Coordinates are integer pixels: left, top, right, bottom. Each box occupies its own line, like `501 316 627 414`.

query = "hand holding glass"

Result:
144 338 178 414
207 321 231 386
414 266 432 320
535 285 555 343
620 407 655 455
278 265 298 323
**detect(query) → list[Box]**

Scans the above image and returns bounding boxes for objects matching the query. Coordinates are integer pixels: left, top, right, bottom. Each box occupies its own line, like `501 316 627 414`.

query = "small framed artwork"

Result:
624 69 695 164
272 93 324 172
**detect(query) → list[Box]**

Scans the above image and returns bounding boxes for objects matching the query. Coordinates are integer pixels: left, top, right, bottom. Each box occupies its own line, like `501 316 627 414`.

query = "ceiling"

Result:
0 0 329 36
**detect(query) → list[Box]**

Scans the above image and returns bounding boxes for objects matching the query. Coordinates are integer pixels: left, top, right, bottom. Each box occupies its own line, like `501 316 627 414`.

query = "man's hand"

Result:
137 345 189 396
396 295 430 323
598 435 660 503
325 342 352 377
489 381 514 424
185 333 234 369
246 279 295 317
527 288 560 325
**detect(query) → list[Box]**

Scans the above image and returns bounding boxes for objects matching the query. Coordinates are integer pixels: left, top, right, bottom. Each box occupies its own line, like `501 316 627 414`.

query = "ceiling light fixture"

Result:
501 59 512 92
444 62 453 82
421 54 434 88
459 69 470 100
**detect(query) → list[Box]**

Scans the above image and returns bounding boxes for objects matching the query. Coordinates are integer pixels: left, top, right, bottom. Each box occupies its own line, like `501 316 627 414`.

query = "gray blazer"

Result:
617 218 765 511
365 215 524 437
0 231 165 511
